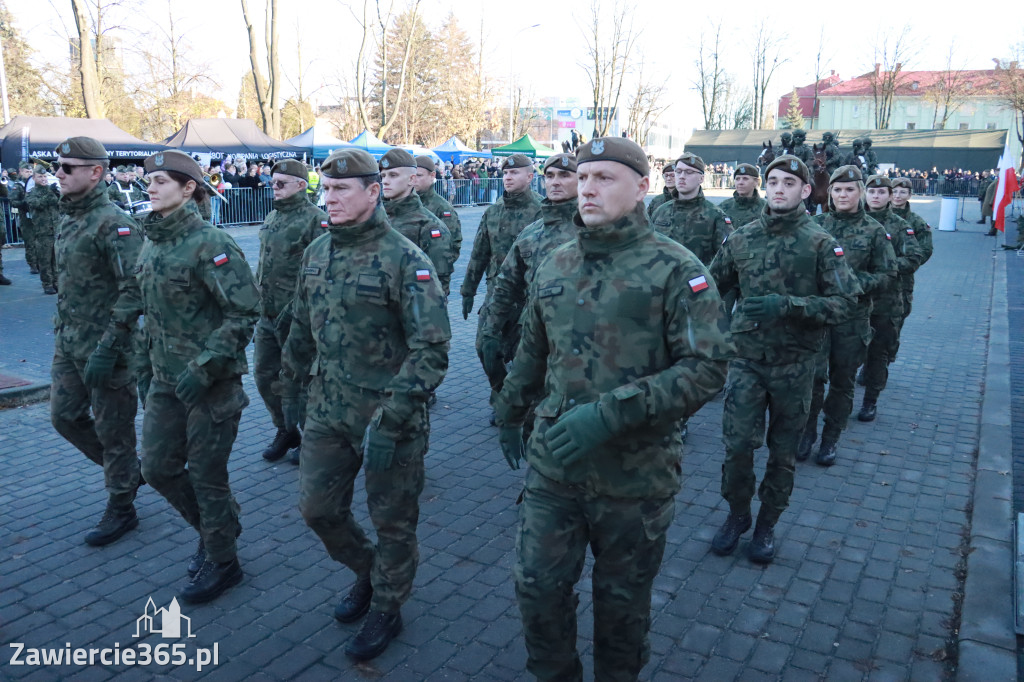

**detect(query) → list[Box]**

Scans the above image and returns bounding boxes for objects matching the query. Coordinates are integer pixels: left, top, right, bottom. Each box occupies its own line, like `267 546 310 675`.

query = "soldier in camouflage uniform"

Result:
799 166 897 467
645 162 676 218
779 131 794 156
863 138 879 175
134 150 259 604
790 129 813 167
651 152 733 265
718 163 767 228
280 148 450 661
843 139 869 174
10 162 37 274
49 137 145 546
858 174 924 422
414 155 462 262
0 175 9 285
26 164 62 294
821 132 842 176
107 165 147 210
709 155 860 564
889 176 933 336
379 149 454 295
253 159 326 464
494 137 733 682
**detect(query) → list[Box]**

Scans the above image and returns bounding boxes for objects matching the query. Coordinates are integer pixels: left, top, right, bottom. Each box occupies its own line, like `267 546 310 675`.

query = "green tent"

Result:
491 134 558 158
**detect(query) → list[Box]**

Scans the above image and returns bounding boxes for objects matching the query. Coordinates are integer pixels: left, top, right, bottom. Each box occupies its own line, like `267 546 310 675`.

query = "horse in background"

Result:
757 141 776 182
807 144 830 215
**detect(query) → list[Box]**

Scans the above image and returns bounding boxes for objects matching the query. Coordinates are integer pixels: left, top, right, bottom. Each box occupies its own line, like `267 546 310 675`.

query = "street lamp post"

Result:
508 24 540 145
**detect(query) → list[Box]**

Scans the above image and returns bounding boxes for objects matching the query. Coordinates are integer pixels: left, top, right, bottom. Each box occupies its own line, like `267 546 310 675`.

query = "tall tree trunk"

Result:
71 0 104 117
267 0 280 138
240 0 273 133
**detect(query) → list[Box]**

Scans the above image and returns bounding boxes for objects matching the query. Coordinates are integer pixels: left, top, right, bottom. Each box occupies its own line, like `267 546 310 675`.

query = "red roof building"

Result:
776 72 843 127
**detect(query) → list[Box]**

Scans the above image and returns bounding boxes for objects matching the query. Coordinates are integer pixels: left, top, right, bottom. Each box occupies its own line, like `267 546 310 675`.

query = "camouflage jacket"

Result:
107 181 146 209
136 201 259 385
718 191 767 229
824 143 842 174
494 203 733 499
256 191 326 319
53 184 144 361
867 206 924 315
650 187 733 265
709 204 861 365
26 183 61 232
791 144 813 167
280 206 450 442
813 209 897 320
892 204 933 265
385 193 453 294
479 198 578 341
8 180 28 213
646 186 676 218
460 188 543 298
418 187 462 262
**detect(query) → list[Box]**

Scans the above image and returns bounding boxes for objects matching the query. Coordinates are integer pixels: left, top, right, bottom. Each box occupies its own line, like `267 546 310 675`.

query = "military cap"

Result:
577 137 649 177
144 150 204 185
891 177 913 191
5 167 15 175
864 174 892 189
675 152 705 173
32 163 49 175
734 163 760 178
271 158 308 180
55 136 108 161
115 165 129 173
18 161 31 170
415 155 436 172
321 148 379 179
542 153 577 173
501 153 534 171
829 165 863 184
765 155 810 184
662 163 675 174
378 148 416 170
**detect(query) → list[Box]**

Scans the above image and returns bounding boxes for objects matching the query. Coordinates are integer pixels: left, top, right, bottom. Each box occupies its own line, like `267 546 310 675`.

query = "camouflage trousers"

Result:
50 353 140 509
721 357 815 521
893 288 914 360
299 419 426 613
806 317 872 441
20 217 36 270
141 377 247 563
35 229 56 289
863 314 901 403
514 468 674 682
253 315 307 431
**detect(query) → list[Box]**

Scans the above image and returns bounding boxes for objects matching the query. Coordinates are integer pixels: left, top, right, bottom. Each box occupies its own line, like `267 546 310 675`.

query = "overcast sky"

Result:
18 0 1023 136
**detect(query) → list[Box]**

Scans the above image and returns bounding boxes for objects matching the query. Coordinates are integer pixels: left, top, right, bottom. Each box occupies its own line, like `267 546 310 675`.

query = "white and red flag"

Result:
993 140 1020 233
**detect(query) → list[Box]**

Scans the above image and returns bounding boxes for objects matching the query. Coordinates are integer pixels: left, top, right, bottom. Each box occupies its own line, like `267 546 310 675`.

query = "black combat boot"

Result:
137 456 147 487
797 428 816 462
345 610 402 661
748 514 776 564
334 574 373 623
180 557 243 604
857 401 877 422
711 510 752 556
262 428 300 461
816 437 838 467
84 502 139 546
187 539 206 578
0 274 11 285
43 285 56 295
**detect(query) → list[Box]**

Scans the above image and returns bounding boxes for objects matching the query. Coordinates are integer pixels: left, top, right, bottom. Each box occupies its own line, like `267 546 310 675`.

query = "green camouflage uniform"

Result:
281 206 450 613
822 135 842 175
494 203 733 682
461 188 543 303
50 183 144 511
645 185 676 218
709 205 860 522
791 130 813 168
718 191 767 229
9 179 36 271
135 201 259 564
418 186 462 262
891 204 933 323
805 209 896 443
253 191 326 431
384 192 454 295
0 181 7 279
650 187 733 265
26 182 61 290
107 180 146 210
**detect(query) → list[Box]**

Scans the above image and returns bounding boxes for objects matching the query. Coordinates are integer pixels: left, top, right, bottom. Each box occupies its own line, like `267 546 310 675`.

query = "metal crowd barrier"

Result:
2 198 23 246
214 187 275 226
434 177 547 207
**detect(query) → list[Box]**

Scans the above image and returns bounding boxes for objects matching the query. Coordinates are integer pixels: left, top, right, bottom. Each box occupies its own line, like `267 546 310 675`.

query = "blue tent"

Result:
432 135 491 164
347 130 393 158
285 125 355 160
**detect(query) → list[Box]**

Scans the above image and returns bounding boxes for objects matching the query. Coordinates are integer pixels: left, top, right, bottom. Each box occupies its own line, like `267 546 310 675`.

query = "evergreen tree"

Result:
784 88 805 129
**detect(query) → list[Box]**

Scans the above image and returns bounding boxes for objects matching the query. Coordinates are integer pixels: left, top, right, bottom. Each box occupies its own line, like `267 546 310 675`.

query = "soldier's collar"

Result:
272 191 310 210
60 182 110 215
573 201 651 254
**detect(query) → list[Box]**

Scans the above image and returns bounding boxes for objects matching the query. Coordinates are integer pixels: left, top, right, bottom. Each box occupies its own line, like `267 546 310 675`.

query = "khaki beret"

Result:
734 163 760 178
864 174 892 189
501 153 534 171
55 136 108 161
321 148 379 179
18 161 31 170
577 137 650 177
891 177 913 191
765 155 810 184
32 164 49 175
144 150 204 185
542 153 577 173
415 156 435 172
675 152 705 173
271 159 308 180
662 163 675 174
378 148 416 170
830 165 863 184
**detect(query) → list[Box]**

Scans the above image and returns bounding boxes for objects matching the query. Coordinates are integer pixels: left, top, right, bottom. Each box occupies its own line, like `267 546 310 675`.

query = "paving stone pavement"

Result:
0 197 1004 680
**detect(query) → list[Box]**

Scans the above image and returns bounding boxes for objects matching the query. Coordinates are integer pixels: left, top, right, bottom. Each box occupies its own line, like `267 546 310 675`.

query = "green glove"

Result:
741 294 789 322
274 309 293 339
281 394 301 433
83 344 118 389
479 336 504 383
498 425 524 470
545 402 615 466
137 372 152 409
363 423 397 472
174 365 210 405
462 295 475 320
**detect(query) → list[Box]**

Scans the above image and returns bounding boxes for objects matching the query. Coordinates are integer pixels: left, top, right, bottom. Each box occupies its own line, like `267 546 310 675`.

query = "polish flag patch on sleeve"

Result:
213 253 229 266
688 275 709 293
834 246 844 256
321 221 329 228
724 217 732 224
442 211 451 217
906 228 914 235
117 226 132 236
416 269 431 281
430 229 442 238
885 233 892 240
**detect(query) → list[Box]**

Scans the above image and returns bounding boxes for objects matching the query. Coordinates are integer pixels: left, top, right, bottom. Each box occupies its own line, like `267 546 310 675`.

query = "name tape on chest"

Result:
689 275 709 293
416 269 431 281
117 226 132 237
303 265 321 276
430 229 442 238
213 253 229 266
834 246 844 256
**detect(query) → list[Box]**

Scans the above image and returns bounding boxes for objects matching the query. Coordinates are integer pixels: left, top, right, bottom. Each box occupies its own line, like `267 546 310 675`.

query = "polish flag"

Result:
993 141 1020 233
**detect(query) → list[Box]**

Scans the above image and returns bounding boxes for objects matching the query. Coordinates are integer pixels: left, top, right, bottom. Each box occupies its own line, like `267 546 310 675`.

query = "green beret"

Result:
864 174 891 189
144 150 203 185
115 165 129 173
891 177 913 191
271 159 308 180
415 156 435 172
542 153 577 173
675 152 705 173
55 136 108 161
829 165 863 184
577 137 649 177
378 148 416 170
501 153 534 171
662 163 675 174
734 163 760 178
765 155 810 184
321 148 379 179
32 164 49 175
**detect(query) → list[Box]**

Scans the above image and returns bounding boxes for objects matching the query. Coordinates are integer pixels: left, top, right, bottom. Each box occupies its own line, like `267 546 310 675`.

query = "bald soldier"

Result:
718 163 767 228
414 155 462 263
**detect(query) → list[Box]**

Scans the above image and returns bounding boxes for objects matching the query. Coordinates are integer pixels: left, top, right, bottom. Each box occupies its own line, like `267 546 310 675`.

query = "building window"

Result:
852 105 859 117
906 122 916 130
960 123 969 130
987 122 997 130
911 81 919 90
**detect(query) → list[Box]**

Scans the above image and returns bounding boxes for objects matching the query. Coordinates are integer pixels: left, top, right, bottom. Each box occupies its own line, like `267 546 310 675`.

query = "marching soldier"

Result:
26 163 61 295
718 163 767 228
889 176 933 333
10 162 37 274
651 152 733 266
646 162 676 218
415 155 462 263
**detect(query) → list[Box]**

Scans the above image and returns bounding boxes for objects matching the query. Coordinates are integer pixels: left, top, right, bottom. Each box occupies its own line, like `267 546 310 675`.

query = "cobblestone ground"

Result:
0 198 994 680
